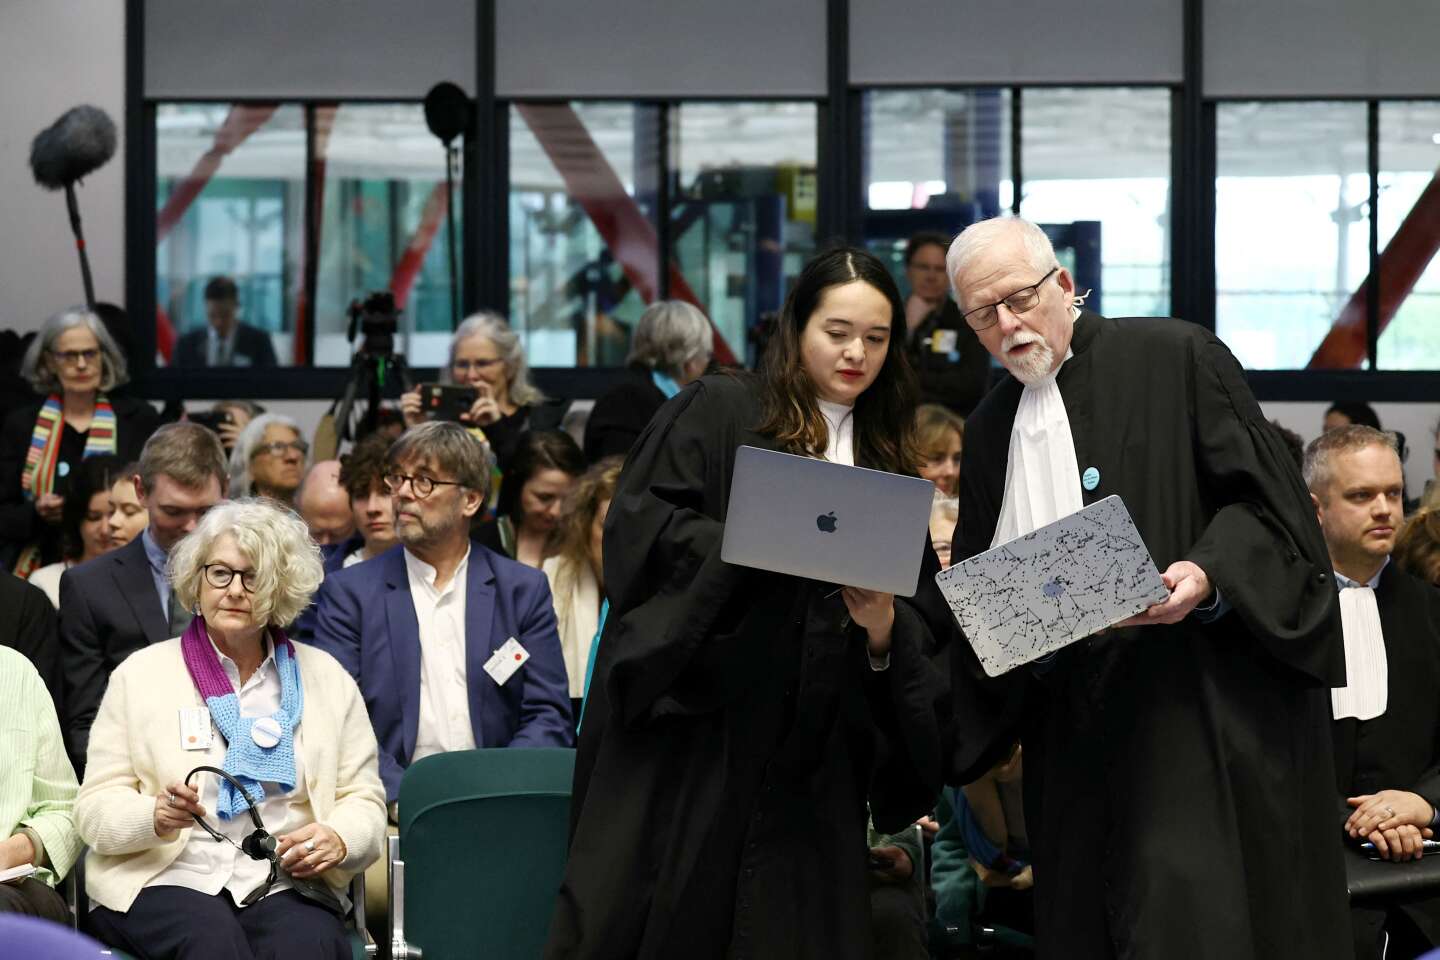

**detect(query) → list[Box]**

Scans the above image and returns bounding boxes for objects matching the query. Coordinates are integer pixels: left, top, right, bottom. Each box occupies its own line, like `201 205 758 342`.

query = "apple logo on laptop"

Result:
816 511 838 533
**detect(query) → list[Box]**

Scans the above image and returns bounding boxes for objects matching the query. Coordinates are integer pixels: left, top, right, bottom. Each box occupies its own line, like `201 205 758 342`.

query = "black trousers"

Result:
87 886 350 960
1351 905 1434 960
870 876 929 960
0 876 70 924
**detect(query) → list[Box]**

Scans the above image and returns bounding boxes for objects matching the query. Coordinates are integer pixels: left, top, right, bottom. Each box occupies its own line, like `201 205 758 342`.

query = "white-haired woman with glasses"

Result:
1 307 160 576
227 413 309 506
582 300 713 462
76 499 386 960
399 311 563 470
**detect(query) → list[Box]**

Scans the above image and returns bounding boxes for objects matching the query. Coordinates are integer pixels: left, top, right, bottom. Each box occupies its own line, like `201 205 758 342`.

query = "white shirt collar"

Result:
817 399 855 466
404 544 471 599
208 630 275 691
1334 556 1388 591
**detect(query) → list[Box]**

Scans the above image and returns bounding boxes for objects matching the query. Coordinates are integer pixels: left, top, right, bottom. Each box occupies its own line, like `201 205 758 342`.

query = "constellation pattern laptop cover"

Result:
936 495 1170 677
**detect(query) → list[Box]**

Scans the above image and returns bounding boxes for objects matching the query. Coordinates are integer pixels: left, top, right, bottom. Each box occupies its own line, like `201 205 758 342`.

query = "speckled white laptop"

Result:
936 495 1169 677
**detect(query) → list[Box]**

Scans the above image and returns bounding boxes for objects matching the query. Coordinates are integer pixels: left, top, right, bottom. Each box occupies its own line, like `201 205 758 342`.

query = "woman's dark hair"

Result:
1325 401 1381 430
903 230 950 266
60 454 124 560
756 246 920 475
496 430 586 522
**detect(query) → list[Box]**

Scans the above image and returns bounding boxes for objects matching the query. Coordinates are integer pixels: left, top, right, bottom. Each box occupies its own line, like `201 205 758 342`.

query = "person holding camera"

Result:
76 499 385 960
399 312 562 471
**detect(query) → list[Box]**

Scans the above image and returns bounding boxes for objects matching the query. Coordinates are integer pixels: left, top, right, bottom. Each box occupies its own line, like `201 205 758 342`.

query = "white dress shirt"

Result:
991 350 1081 547
816 397 886 669
405 546 477 762
1331 560 1389 722
817 399 855 466
147 634 311 904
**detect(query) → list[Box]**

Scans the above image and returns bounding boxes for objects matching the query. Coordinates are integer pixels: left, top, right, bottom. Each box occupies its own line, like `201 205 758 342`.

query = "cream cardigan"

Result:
74 637 387 913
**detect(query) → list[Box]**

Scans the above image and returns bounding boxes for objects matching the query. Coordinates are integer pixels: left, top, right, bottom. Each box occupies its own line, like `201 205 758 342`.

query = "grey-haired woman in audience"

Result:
0 307 160 574
76 499 385 960
582 299 713 462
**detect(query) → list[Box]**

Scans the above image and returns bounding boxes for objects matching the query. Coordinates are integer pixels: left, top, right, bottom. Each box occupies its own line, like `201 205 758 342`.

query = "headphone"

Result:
185 765 278 905
183 765 345 915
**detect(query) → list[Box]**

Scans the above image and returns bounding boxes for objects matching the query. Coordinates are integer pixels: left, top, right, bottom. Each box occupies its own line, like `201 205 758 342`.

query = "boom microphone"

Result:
29 105 117 190
29 105 117 309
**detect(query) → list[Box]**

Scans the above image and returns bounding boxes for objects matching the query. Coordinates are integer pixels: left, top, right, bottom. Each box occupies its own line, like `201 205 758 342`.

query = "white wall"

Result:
0 0 126 334
1263 401 1439 498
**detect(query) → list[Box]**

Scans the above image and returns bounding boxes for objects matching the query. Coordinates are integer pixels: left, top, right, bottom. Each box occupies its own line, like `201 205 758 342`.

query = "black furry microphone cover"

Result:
30 105 118 190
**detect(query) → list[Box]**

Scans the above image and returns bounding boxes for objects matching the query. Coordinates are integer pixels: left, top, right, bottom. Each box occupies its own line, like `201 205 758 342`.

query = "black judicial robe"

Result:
1333 563 1440 945
544 373 952 960
952 312 1351 960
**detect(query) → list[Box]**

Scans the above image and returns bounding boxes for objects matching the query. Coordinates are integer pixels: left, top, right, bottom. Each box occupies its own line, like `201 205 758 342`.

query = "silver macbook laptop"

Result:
935 495 1170 677
721 445 935 597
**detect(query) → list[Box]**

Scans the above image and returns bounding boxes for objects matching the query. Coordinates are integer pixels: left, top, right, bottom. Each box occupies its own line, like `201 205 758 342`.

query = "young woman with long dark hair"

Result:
546 247 953 960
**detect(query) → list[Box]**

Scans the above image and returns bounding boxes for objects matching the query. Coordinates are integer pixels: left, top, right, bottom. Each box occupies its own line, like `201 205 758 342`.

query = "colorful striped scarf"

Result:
14 393 117 577
180 617 304 820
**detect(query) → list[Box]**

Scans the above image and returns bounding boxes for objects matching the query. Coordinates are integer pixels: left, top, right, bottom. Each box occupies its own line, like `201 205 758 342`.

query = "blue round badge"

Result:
57 461 70 478
1081 467 1100 491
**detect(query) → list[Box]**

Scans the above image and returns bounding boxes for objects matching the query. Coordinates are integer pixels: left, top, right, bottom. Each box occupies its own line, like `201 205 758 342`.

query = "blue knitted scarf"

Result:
180 617 304 820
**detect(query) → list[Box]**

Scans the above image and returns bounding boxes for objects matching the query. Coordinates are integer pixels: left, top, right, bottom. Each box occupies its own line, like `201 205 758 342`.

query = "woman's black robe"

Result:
545 374 953 960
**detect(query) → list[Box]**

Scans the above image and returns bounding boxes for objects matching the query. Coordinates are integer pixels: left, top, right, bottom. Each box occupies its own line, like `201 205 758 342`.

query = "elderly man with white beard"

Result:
943 217 1350 960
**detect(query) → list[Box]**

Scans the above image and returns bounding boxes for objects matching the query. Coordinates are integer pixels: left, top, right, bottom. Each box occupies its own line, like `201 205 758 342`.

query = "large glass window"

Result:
861 88 1012 292
314 104 462 367
670 102 818 366
508 102 654 368
155 104 304 368
1019 88 1172 319
155 101 460 369
859 87 1169 319
1215 102 1369 369
1377 101 1440 370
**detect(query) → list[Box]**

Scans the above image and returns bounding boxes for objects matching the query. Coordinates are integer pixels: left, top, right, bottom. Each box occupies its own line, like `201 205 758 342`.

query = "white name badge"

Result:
179 707 213 751
483 637 530 687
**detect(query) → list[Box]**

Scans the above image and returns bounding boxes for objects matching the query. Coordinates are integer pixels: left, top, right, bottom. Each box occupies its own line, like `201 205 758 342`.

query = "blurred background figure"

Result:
902 231 989 416
331 433 399 570
209 400 265 457
1 307 159 576
296 460 356 547
914 403 964 498
583 300 713 462
27 454 124 607
1395 508 1440 586
930 495 959 570
1324 400 1382 433
476 431 584 568
229 413 307 505
1271 420 1307 472
172 276 277 368
104 461 148 551
542 456 623 719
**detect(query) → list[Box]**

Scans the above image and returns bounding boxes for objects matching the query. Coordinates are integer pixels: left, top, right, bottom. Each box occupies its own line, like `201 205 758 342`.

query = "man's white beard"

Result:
1002 331 1057 385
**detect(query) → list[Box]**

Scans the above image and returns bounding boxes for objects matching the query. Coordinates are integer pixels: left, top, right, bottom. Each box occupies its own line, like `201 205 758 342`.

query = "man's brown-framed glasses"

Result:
961 266 1060 332
384 472 461 499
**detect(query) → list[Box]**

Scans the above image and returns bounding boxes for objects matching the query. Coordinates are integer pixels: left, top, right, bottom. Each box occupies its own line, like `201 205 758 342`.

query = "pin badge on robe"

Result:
1082 467 1100 491
251 716 282 749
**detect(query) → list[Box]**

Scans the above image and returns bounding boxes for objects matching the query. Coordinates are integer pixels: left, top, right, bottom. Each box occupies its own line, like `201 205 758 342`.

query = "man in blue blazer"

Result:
311 421 572 802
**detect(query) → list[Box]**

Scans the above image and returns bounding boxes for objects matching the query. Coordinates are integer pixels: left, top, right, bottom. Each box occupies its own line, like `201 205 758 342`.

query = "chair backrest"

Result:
398 748 575 960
